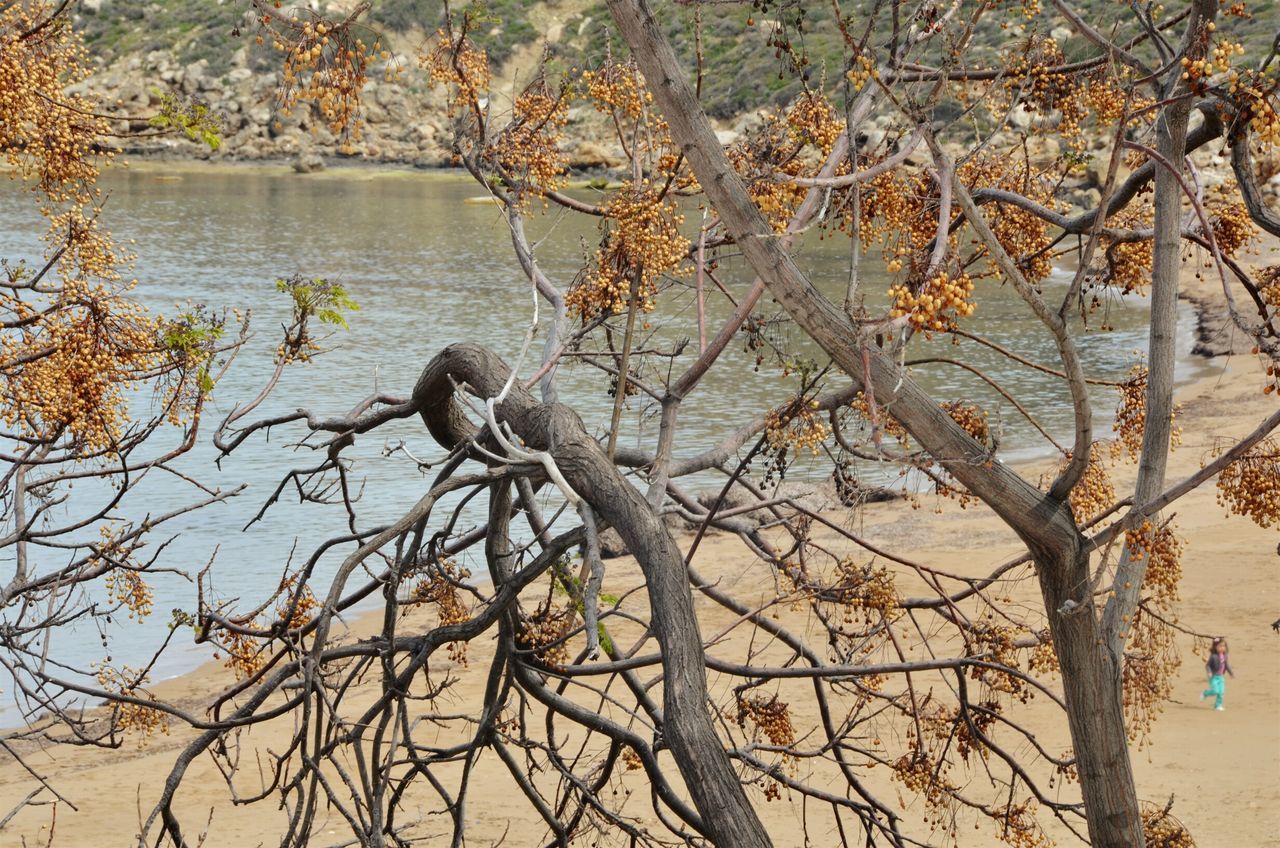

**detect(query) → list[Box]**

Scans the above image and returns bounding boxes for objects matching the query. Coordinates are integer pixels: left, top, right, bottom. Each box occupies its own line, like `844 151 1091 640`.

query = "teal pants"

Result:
1202 674 1225 708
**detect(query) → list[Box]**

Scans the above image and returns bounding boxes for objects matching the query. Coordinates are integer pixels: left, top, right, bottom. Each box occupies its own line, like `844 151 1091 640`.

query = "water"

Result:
0 164 1207 696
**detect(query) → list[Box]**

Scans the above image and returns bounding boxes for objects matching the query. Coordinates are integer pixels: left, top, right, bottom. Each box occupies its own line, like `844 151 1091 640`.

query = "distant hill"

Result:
75 0 1280 120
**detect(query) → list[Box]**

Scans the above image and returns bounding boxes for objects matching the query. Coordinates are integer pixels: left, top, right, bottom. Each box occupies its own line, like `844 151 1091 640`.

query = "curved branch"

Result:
943 147 1093 499
411 342 772 847
1231 122 1280 237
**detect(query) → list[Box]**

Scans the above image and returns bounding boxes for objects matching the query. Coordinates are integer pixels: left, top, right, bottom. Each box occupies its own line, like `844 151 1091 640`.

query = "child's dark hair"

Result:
1206 637 1230 674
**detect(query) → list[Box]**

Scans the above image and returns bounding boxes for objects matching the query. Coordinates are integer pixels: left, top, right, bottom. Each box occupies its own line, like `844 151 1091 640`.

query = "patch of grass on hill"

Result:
74 0 1279 116
373 0 539 65
74 0 539 75
76 0 248 73
571 0 1279 118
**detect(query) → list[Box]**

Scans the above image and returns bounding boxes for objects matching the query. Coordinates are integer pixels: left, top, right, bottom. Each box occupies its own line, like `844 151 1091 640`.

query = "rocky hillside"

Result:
71 3 481 166
67 0 1280 176
69 0 654 168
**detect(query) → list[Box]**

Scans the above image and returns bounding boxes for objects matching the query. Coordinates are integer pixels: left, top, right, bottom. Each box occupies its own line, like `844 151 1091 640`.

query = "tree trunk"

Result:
1101 0 1214 656
413 343 773 847
1032 539 1144 846
602 1 1149 844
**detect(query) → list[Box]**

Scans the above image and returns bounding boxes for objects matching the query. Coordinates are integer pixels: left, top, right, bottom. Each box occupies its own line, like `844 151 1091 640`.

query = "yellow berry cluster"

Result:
733 691 798 801
582 58 681 183
516 600 575 670
486 81 569 199
1122 600 1179 745
1258 264 1280 312
274 576 320 631
989 802 1054 848
930 402 991 507
830 558 899 625
1002 40 1090 151
735 694 797 749
0 2 110 202
1221 59 1279 139
1026 635 1059 675
846 53 878 91
1141 803 1197 848
1112 365 1149 461
849 392 910 447
942 401 990 444
1215 438 1280 527
1102 234 1155 294
994 36 1153 153
849 170 909 243
968 623 1028 698
1180 30 1244 93
94 663 168 740
761 780 782 803
261 10 379 138
1209 202 1257 257
1264 362 1280 397
727 129 806 232
1241 85 1280 146
411 559 472 665
727 94 843 232
582 59 648 122
0 6 186 451
3 4 234 457
4 277 159 451
844 169 935 260
950 700 998 763
1061 443 1116 522
424 28 491 117
889 271 976 333
959 155 1056 283
567 181 689 319
105 570 155 622
786 92 843 152
49 207 128 282
1124 521 1184 603
219 631 266 680
212 573 327 679
621 746 644 771
764 400 830 457
891 749 958 815
1085 71 1149 124
1119 521 1184 744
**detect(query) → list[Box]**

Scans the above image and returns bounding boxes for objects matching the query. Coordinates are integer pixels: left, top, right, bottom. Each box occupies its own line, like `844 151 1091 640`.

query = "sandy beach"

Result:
1 241 1278 847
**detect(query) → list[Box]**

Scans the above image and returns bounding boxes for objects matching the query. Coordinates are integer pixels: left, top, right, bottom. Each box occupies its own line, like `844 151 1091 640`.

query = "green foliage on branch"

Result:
148 91 222 150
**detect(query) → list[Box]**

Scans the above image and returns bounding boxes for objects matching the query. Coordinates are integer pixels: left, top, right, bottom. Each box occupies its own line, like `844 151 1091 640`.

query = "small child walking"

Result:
1201 637 1234 711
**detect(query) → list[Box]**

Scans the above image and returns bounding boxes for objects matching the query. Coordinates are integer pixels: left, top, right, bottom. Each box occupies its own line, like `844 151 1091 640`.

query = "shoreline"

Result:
109 153 468 177
0 180 1262 699
1 191 1276 844
6 150 622 182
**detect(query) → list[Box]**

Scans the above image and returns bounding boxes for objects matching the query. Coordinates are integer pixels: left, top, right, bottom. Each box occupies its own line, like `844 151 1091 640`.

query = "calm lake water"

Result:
0 164 1206 694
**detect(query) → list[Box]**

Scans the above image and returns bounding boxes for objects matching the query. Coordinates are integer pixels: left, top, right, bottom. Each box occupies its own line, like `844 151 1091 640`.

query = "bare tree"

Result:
12 1 1279 847
599 1 1277 845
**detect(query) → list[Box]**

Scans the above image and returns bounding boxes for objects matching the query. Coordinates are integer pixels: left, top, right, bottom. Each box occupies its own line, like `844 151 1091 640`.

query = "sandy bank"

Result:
1 241 1278 848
